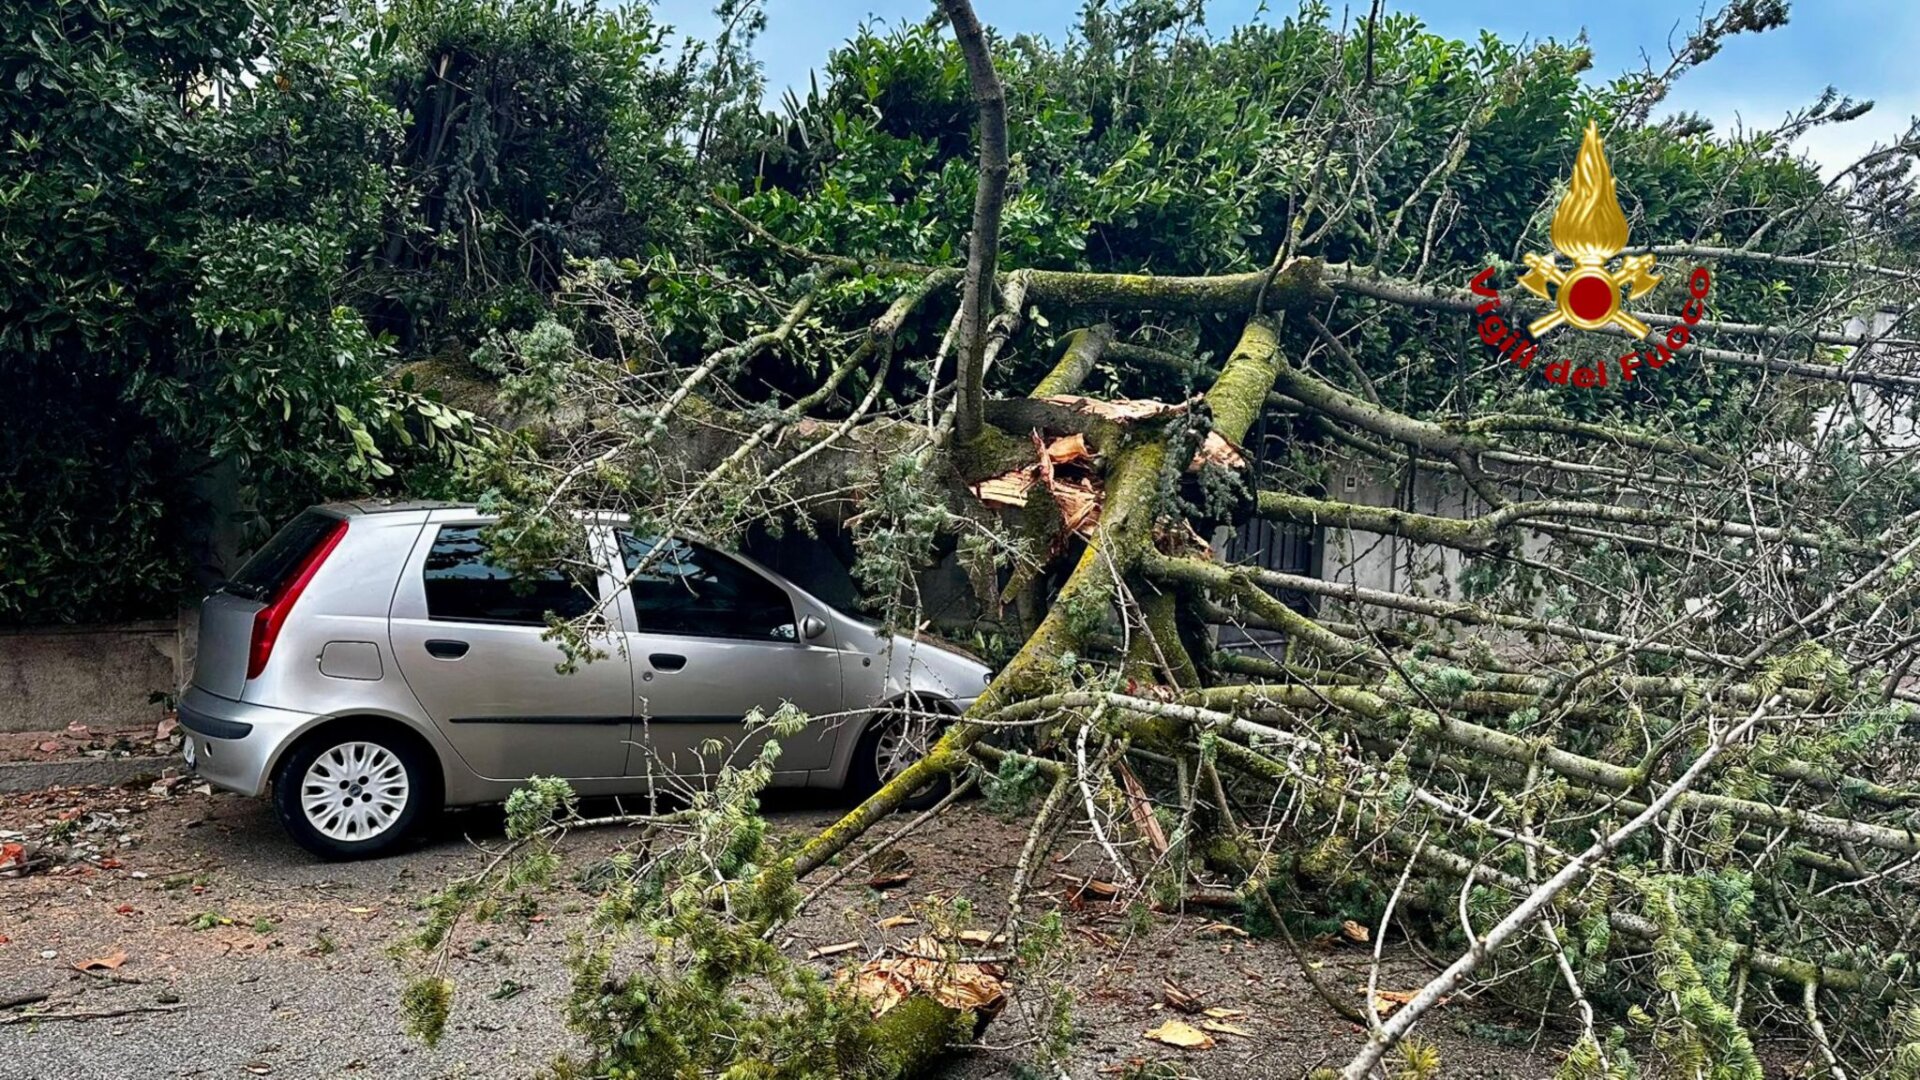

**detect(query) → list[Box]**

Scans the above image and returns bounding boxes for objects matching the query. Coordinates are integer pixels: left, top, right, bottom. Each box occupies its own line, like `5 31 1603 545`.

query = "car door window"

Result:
424 525 597 626
618 533 797 642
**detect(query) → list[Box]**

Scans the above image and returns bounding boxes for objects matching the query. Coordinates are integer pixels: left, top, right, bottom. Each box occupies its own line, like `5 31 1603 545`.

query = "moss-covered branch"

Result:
1021 257 1328 315
1193 682 1920 855
1031 323 1116 397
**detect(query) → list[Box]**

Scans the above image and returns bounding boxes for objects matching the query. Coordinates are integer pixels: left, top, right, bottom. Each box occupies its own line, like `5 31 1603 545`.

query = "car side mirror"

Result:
801 615 827 641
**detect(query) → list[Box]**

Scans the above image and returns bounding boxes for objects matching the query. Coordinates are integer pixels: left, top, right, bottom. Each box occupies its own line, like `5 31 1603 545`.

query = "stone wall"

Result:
0 620 185 734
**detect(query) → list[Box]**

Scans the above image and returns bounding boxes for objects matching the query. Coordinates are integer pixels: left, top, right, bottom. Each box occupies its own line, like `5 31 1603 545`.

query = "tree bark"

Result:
941 0 1010 447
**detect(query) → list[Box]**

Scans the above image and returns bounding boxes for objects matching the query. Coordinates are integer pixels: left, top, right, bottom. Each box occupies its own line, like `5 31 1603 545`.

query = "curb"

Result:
0 756 174 794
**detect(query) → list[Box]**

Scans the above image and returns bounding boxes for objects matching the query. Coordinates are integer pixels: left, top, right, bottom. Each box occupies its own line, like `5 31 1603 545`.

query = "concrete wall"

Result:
0 620 186 734
1309 461 1557 656
1321 464 1482 598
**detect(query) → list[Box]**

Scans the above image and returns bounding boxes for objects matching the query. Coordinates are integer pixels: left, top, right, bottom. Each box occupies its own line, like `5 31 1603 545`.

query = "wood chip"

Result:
1203 1007 1248 1019
1040 433 1092 465
865 871 913 890
971 472 1035 508
957 929 1005 946
876 915 918 930
1160 980 1203 1014
1199 921 1249 938
1042 395 1187 422
1144 1018 1215 1049
806 941 862 960
1048 478 1102 536
1062 876 1121 902
1340 919 1370 944
1116 761 1169 857
843 943 1007 1020
1190 431 1248 470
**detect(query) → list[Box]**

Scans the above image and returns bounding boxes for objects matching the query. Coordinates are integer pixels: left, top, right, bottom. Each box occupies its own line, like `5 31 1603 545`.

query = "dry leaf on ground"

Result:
73 950 128 972
1199 921 1249 938
1144 1018 1215 1049
1161 980 1204 1013
1201 1019 1255 1038
1340 919 1370 944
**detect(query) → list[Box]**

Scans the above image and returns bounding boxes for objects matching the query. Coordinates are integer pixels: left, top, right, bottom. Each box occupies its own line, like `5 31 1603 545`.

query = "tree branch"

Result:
941 0 1010 445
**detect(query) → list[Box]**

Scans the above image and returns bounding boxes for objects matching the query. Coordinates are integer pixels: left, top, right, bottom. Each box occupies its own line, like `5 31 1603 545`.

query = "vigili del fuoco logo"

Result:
1469 121 1712 388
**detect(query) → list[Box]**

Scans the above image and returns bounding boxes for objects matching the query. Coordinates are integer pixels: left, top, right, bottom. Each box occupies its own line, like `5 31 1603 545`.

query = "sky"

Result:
648 0 1920 178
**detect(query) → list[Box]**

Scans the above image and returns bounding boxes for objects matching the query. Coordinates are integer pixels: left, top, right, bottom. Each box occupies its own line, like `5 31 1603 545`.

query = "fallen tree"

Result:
409 2 1920 1076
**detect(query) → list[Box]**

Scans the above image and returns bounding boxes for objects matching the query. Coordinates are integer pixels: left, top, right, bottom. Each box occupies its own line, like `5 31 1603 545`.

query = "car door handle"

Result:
425 639 470 660
649 653 687 672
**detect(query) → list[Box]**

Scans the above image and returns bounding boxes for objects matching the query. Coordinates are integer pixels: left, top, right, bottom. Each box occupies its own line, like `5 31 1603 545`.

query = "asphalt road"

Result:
0 789 651 1079
0 783 1566 1080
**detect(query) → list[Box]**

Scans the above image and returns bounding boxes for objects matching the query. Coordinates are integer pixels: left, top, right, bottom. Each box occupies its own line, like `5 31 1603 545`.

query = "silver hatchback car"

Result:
179 502 991 858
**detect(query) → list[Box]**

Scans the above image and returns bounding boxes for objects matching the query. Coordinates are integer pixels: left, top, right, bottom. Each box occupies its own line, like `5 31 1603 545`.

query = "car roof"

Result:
314 501 636 526
324 499 470 516
310 502 830 606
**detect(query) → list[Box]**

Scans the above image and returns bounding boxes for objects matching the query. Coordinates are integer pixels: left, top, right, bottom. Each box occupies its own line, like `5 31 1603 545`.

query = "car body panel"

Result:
605 529 849 781
387 519 635 783
183 503 995 812
811 621 988 787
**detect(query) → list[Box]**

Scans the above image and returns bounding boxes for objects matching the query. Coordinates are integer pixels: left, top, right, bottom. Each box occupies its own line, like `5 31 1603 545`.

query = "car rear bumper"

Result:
178 686 319 798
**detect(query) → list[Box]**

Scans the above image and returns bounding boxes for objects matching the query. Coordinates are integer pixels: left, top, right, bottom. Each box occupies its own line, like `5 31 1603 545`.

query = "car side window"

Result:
618 533 798 642
423 525 597 626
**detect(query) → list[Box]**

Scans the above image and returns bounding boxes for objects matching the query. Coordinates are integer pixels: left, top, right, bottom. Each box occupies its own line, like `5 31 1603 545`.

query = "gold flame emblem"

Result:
1517 121 1660 338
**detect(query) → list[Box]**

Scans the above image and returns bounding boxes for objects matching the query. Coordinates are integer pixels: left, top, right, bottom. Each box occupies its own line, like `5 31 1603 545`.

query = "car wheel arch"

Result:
856 691 960 738
265 712 447 805
848 691 961 769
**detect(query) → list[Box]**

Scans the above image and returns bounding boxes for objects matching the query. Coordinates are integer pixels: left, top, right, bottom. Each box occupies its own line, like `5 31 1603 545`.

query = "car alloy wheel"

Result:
875 711 937 783
853 701 951 811
273 721 434 860
299 741 410 842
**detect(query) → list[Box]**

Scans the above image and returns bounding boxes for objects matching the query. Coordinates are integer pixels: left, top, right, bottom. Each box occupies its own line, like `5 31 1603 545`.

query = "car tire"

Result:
848 700 952 812
272 721 435 860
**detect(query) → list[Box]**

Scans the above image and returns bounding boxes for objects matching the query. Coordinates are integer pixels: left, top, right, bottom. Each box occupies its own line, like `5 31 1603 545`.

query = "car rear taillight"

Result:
246 518 348 680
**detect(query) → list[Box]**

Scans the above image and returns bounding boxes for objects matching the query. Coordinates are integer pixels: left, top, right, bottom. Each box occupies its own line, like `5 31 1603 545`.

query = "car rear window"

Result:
225 511 342 601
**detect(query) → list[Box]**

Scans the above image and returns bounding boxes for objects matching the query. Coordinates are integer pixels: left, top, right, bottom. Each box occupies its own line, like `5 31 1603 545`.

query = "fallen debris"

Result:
1144 1017 1215 1049
1161 980 1205 1014
0 1002 187 1026
843 936 1007 1021
1371 988 1446 1018
72 950 129 972
1200 1018 1254 1038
